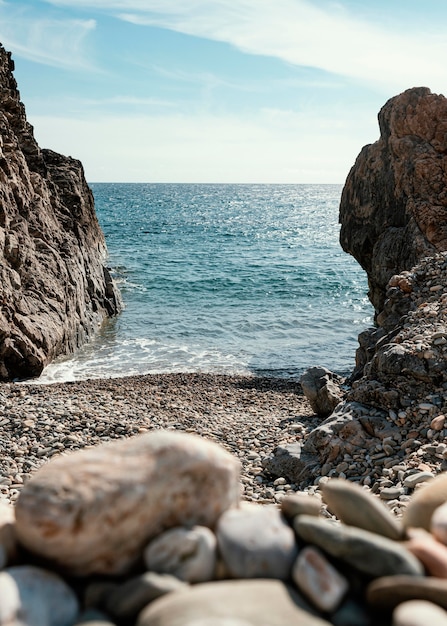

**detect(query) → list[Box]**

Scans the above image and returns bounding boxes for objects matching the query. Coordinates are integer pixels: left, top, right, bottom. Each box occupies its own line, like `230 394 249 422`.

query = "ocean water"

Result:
38 183 372 383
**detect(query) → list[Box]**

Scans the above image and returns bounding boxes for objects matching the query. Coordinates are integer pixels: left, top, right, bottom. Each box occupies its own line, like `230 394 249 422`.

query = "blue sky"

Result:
1 0 447 183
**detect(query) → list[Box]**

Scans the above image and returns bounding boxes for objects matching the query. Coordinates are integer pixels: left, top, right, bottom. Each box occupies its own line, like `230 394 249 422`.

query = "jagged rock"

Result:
0 43 120 380
340 87 447 315
262 442 319 483
300 366 343 417
14 430 240 576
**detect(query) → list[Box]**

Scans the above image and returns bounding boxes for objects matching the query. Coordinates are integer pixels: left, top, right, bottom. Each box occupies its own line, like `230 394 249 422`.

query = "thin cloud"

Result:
43 0 447 92
0 3 97 70
29 105 376 183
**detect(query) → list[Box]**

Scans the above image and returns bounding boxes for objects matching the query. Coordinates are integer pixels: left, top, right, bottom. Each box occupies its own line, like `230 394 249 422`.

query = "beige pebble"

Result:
431 502 447 544
393 600 447 626
403 473 447 531
431 415 446 431
405 528 447 577
292 546 348 613
280 493 321 520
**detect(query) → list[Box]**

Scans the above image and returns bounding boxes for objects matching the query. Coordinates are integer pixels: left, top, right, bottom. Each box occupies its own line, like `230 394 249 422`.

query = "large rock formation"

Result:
339 87 447 315
0 44 120 380
267 88 447 496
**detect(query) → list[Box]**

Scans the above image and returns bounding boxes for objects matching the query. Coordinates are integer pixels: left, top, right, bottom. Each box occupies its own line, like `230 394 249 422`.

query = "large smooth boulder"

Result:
14 430 240 576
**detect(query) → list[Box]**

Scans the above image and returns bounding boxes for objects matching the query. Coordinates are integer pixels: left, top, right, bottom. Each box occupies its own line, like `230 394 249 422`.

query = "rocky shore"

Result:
2 45 447 625
0 373 318 508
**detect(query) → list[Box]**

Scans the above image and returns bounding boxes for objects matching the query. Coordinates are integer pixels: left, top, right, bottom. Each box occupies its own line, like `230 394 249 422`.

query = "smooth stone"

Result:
216 503 298 579
292 546 349 613
380 487 404 500
393 600 447 626
403 473 447 531
0 501 17 568
143 526 216 583
431 415 446 431
431 502 447 544
367 575 447 610
320 478 403 540
405 528 447 577
294 515 424 577
404 472 435 489
137 579 332 626
105 572 187 623
0 565 79 626
15 431 240 576
281 493 321 520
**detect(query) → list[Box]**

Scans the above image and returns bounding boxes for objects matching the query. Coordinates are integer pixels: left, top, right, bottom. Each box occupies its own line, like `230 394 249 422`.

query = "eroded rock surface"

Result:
0 43 120 380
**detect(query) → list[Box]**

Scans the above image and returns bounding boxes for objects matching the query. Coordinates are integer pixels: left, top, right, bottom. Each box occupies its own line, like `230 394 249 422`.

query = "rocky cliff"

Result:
339 87 447 316
266 88 447 503
0 44 120 380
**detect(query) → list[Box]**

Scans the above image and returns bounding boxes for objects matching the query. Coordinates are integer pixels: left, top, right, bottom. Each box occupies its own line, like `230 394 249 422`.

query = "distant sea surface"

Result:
38 183 372 383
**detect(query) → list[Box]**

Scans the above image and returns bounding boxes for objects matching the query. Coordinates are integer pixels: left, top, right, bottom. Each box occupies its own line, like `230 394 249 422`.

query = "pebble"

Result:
430 501 447 544
216 503 297 580
0 565 79 626
393 600 447 626
320 478 403 540
404 472 435 489
143 526 216 583
280 493 321 520
403 473 447 531
367 575 447 611
294 515 424 577
292 546 349 613
405 528 447 577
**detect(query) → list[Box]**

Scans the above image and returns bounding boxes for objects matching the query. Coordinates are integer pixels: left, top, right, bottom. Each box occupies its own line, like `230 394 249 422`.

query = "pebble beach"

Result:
0 372 320 507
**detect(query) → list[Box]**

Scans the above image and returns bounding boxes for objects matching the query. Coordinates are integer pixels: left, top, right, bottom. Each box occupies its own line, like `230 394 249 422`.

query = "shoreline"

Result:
0 372 320 507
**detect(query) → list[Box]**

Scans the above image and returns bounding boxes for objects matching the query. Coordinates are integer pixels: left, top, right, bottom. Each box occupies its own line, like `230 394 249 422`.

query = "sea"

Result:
37 183 373 383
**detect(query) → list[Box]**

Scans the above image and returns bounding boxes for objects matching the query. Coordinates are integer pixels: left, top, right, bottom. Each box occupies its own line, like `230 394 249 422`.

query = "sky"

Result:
1 1 447 183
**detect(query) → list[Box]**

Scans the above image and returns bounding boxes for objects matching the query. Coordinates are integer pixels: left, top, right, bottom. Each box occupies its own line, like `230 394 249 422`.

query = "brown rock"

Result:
300 367 343 417
14 431 240 576
340 87 447 315
367 575 447 611
0 43 120 380
405 528 447 578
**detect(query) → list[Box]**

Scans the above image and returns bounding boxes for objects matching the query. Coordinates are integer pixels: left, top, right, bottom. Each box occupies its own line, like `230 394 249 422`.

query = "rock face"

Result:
0 43 120 380
340 87 447 315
